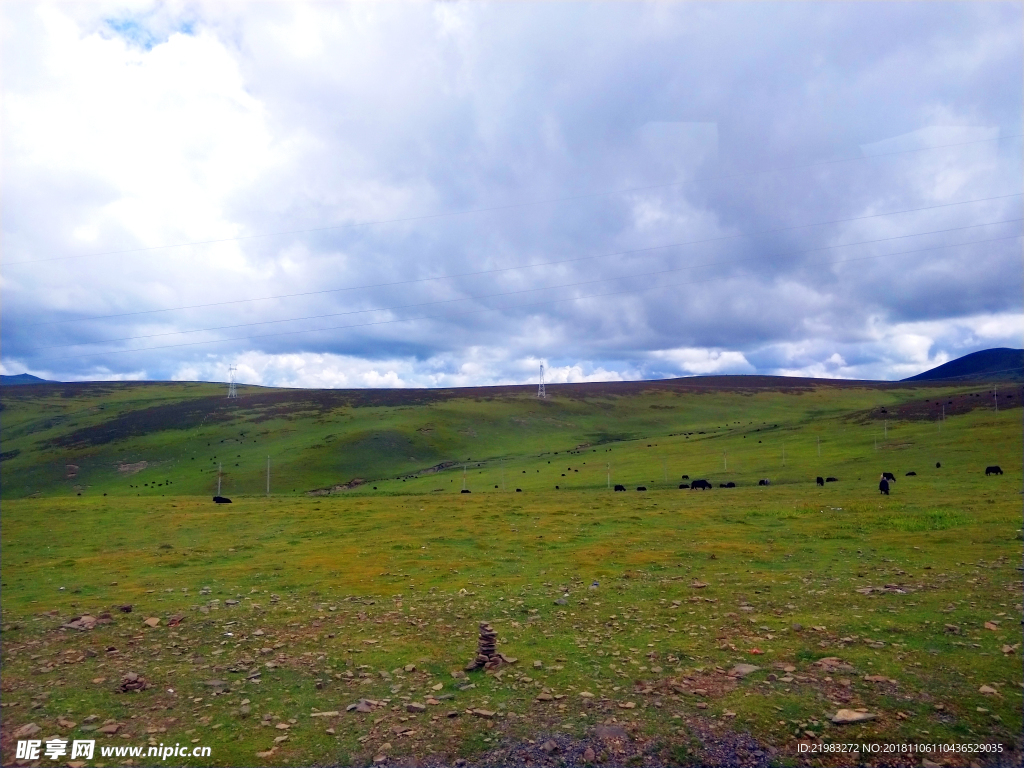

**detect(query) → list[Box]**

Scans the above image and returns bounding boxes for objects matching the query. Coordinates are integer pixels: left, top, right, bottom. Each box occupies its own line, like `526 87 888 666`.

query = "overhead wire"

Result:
31 229 1023 362
30 216 1024 351
27 191 1023 327
6 132 1021 268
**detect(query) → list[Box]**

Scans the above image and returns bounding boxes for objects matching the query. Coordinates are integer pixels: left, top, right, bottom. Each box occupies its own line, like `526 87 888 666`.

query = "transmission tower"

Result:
537 364 546 399
227 365 238 399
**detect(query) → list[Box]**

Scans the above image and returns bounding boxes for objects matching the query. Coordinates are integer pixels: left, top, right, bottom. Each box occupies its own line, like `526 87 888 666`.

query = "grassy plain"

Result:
0 378 1021 767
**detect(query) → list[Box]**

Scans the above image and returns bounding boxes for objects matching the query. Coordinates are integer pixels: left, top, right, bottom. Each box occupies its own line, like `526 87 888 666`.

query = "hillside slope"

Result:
902 347 1024 382
1 374 1019 499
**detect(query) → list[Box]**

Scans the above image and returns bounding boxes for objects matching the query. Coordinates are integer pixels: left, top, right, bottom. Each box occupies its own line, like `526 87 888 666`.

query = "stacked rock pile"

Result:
117 672 148 693
465 622 516 671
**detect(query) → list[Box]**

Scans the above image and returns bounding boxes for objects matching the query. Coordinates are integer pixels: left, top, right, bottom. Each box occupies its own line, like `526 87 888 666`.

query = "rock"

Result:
13 723 41 738
595 724 628 740
404 664 416 672
471 709 495 718
119 604 133 613
831 709 877 724
729 663 760 678
446 710 460 718
143 617 160 627
533 660 543 669
63 615 98 631
310 711 339 717
451 670 467 679
98 722 121 734
275 722 290 730
541 740 558 754
406 702 426 713
535 692 554 702
204 680 227 688
618 701 636 709
978 685 999 695
579 691 595 698
583 747 596 762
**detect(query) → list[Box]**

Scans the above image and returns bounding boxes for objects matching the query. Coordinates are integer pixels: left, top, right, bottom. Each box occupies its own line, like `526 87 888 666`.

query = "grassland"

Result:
0 377 1021 767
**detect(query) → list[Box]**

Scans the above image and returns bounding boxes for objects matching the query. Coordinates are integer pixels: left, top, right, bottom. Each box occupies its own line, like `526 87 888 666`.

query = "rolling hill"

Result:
902 347 1024 382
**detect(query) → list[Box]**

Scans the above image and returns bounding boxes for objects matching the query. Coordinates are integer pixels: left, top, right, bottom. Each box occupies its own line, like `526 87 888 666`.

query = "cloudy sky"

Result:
2 1 1022 388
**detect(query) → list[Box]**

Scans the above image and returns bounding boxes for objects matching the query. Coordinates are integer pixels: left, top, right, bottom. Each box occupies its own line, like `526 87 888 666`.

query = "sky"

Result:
2 1 1022 389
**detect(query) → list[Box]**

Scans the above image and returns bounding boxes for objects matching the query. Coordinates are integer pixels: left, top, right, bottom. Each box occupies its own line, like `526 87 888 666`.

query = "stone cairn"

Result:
465 622 515 671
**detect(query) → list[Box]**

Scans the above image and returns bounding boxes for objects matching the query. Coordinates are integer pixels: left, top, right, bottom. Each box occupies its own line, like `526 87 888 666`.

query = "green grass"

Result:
0 378 1021 766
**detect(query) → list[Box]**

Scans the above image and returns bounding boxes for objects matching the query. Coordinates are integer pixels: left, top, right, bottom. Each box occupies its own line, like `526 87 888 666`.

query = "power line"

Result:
29 231 1022 362
27 191 1023 328
29 218 1022 351
7 133 1021 268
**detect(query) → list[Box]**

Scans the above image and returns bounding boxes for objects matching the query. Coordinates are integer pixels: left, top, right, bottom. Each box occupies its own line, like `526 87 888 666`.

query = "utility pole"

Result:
462 464 467 491
606 463 610 489
217 462 222 496
723 450 727 471
662 458 667 482
884 420 887 439
266 456 270 496
500 458 505 491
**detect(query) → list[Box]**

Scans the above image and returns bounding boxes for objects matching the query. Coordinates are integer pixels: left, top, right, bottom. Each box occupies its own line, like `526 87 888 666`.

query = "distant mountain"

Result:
0 373 57 386
902 348 1024 382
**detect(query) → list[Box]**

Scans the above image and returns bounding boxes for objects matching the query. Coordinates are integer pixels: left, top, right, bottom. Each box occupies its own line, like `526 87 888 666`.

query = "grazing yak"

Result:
936 462 941 468
726 482 736 488
690 479 712 490
212 496 232 504
614 484 626 491
879 478 890 495
461 489 471 493
758 478 771 486
680 475 690 480
816 476 824 486
882 472 896 483
826 476 838 482
515 488 522 492
986 466 1003 475
905 471 917 476
636 486 647 491
678 483 689 489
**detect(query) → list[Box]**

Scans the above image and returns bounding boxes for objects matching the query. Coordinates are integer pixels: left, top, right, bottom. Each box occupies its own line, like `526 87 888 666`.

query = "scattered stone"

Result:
831 709 877 724
618 701 636 709
143 617 160 628
406 702 427 713
471 709 495 719
595 724 628 740
63 615 98 631
729 664 760 678
533 660 543 669
978 685 999 696
310 711 339 718
583 746 596 762
13 723 41 739
98 722 121 734
275 722 290 730
536 692 554 702
579 691 594 698
204 680 227 689
541 740 558 754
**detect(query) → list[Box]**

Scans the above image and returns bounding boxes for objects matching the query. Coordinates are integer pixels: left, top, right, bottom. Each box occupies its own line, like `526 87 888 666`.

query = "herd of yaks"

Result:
213 463 1006 501
607 464 1006 495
